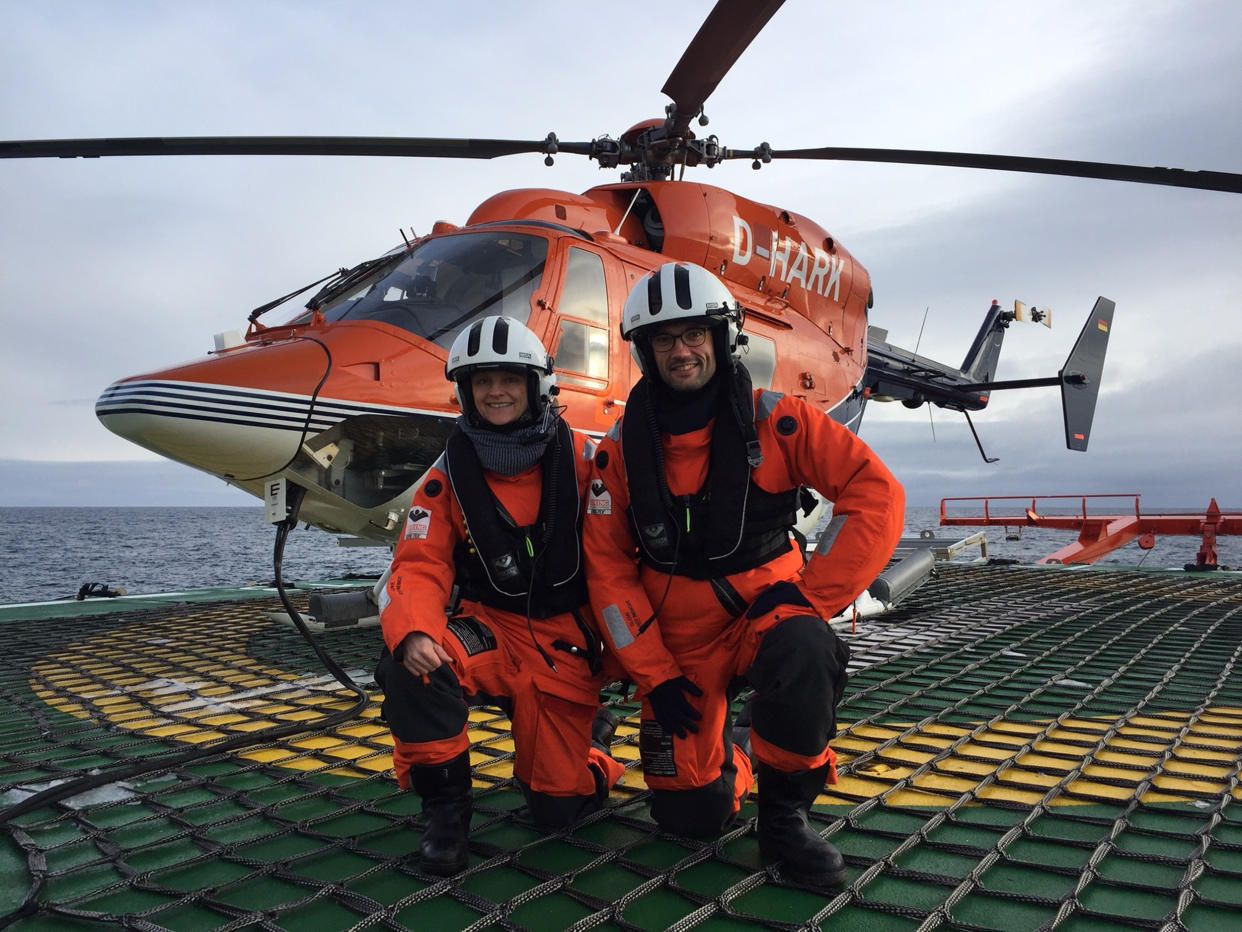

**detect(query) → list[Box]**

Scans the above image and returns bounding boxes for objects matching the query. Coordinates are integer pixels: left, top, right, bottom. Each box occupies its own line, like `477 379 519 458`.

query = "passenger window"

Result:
553 248 610 383
741 331 776 389
556 319 609 380
558 249 608 325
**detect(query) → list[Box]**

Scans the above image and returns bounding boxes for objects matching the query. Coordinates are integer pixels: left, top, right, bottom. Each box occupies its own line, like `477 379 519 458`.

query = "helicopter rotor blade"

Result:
660 0 786 136
734 145 1242 194
7 135 1238 196
0 135 564 161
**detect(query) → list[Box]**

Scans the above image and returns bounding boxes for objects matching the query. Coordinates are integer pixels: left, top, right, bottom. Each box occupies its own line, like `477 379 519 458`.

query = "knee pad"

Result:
745 615 849 754
649 779 738 839
376 651 469 744
518 780 599 831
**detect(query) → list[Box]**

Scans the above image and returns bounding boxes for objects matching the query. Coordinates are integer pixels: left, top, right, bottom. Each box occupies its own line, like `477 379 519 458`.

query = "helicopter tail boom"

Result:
864 296 1115 453
863 301 1013 412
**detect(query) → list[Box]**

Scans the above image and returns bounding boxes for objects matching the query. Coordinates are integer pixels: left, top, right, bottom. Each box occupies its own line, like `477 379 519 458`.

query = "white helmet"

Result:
445 316 557 421
620 263 743 377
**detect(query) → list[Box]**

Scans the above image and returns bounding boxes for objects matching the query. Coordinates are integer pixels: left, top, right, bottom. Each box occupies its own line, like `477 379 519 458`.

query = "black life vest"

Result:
622 367 801 580
444 419 587 617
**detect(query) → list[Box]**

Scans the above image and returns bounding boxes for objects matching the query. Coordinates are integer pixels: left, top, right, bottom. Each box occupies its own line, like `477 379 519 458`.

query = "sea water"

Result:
2 506 1239 605
1 507 390 604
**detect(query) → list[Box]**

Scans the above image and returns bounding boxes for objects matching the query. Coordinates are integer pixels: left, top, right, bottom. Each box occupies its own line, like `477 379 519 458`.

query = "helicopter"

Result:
4 0 1240 537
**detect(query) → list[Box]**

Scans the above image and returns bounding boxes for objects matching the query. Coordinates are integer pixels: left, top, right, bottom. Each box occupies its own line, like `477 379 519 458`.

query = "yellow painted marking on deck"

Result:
29 615 644 788
30 615 398 779
28 618 1242 804
826 711 1242 807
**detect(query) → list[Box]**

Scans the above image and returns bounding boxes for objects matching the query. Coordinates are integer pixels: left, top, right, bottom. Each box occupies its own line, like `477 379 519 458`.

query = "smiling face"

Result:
650 321 717 392
470 368 529 426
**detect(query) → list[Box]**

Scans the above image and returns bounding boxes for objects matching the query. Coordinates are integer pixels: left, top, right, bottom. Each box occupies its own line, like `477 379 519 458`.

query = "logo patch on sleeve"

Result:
587 480 612 515
403 507 432 540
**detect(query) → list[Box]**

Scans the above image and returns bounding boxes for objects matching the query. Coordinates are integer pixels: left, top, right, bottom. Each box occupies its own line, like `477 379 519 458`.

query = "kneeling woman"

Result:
376 315 622 875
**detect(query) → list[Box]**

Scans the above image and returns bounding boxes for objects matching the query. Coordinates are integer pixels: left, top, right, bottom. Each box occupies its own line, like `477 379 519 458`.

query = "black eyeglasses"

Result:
649 326 709 352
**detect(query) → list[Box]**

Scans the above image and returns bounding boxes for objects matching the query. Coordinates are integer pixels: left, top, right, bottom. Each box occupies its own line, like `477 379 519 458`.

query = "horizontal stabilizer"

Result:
1061 297 1115 451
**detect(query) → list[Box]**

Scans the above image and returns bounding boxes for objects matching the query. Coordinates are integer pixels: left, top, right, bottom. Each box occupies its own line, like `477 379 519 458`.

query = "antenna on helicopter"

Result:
914 307 937 443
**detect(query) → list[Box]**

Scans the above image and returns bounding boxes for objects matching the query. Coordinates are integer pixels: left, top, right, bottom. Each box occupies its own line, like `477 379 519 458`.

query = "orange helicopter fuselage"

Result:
465 180 872 422
96 180 871 540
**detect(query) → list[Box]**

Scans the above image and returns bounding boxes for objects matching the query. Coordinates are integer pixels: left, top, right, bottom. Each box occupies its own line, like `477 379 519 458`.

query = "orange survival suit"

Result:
583 372 904 836
377 418 623 828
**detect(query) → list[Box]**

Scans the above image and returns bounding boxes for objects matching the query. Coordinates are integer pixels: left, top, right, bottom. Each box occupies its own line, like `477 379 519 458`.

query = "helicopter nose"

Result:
96 378 307 479
95 338 333 481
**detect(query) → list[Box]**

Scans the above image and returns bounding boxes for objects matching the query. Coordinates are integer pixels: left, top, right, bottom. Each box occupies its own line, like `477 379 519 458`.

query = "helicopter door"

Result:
551 246 610 386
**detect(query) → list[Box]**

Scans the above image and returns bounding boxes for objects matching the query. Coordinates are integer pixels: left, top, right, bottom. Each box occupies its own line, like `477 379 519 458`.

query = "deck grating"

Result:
1 564 1240 930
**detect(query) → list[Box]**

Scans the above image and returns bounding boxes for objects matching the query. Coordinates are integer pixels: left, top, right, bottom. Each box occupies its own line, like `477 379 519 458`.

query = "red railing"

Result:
938 494 1240 566
941 493 1141 526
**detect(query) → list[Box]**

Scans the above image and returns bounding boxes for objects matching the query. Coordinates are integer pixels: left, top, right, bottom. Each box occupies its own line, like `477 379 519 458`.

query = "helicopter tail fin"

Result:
1060 297 1115 451
957 300 1010 403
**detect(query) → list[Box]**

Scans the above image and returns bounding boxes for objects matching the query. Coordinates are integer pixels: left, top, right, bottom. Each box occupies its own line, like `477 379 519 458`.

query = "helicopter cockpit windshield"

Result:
314 231 547 347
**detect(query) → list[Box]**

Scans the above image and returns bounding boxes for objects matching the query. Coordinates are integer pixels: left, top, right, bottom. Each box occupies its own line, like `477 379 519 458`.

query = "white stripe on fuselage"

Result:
96 379 444 431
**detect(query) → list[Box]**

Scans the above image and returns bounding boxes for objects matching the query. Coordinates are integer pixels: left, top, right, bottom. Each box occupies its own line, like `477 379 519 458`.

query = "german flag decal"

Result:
1097 319 1110 332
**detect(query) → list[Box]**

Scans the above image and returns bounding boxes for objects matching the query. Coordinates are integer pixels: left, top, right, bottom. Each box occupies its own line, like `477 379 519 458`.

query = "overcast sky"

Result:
2 0 1240 510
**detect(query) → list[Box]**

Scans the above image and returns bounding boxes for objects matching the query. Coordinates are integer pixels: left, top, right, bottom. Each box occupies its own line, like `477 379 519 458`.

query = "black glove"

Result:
646 676 703 737
745 580 813 619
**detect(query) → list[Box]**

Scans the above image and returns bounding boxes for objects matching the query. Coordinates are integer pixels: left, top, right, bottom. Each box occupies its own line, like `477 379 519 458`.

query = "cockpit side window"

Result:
554 248 609 383
315 231 548 348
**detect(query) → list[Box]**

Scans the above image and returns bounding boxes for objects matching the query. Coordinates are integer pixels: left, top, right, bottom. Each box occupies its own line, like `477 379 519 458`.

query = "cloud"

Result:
2 0 1239 508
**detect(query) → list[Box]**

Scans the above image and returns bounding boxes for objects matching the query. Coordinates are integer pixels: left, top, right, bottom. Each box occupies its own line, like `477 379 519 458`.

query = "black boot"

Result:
756 762 846 888
410 751 473 876
592 707 620 750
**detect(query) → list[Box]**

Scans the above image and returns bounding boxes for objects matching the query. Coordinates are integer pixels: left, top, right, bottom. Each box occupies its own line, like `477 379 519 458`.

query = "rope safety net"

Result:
1 564 1240 930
